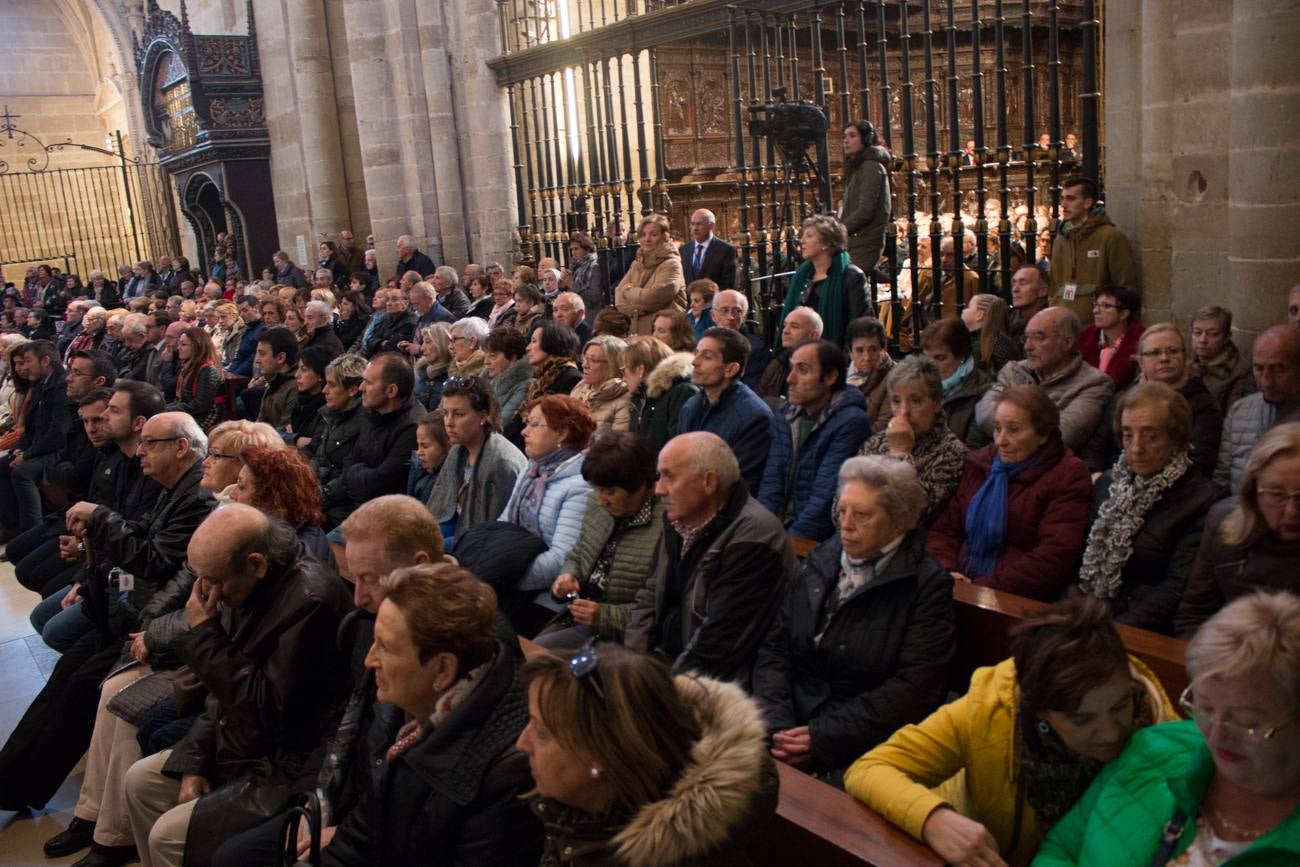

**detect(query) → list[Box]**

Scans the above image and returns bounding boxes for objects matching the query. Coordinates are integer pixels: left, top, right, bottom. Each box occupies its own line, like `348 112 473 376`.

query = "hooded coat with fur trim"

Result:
614 244 687 335
628 351 699 452
533 675 778 867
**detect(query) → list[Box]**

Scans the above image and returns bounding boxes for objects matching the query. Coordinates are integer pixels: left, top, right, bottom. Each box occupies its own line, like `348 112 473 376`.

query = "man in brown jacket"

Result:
1049 176 1138 322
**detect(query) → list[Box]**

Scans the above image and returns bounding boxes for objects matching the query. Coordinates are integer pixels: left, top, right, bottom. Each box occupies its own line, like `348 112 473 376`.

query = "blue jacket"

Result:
498 453 592 607
224 320 264 377
677 380 773 492
758 387 870 541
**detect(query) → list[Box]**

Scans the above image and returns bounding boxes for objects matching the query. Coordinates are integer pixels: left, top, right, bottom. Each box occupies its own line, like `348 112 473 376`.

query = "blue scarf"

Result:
962 452 1037 578
941 355 975 399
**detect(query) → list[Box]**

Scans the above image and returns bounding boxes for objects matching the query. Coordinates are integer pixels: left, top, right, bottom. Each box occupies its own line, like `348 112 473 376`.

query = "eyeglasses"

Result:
1139 347 1184 358
207 450 238 461
714 305 746 316
1092 301 1119 310
524 419 550 430
1178 685 1293 743
139 436 181 449
568 641 605 700
1257 488 1300 509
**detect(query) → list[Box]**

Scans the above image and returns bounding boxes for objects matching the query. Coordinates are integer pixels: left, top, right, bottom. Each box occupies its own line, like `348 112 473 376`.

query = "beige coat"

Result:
572 378 631 432
615 244 686 335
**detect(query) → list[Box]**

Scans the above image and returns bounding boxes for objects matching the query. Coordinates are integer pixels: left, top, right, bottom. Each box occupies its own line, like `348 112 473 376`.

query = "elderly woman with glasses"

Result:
753 457 954 785
298 563 541 866
1075 383 1220 635
1176 423 1300 638
571 335 631 432
1037 591 1300 866
516 641 777 866
448 317 489 379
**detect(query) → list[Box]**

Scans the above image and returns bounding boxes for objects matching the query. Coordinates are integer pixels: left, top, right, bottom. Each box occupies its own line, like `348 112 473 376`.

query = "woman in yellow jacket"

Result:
844 596 1176 867
615 213 686 335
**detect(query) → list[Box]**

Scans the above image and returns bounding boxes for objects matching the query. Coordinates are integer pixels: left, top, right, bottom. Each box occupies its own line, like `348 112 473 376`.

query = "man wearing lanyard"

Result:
1049 175 1138 324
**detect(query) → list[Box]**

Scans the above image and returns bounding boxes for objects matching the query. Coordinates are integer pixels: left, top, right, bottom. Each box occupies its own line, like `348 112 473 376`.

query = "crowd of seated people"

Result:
0 216 1297 867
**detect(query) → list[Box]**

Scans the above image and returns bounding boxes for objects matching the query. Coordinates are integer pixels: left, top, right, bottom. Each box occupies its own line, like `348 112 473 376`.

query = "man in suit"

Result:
679 209 738 291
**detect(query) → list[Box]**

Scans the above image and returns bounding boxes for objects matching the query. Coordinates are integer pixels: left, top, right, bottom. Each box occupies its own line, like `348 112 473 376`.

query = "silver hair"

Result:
167 413 209 459
305 299 332 318
314 269 333 280
1190 304 1232 334
435 265 459 286
452 316 490 345
715 289 749 314
122 313 150 337
397 234 415 249
884 354 944 404
837 455 927 530
788 306 824 337
692 208 717 225
584 334 627 376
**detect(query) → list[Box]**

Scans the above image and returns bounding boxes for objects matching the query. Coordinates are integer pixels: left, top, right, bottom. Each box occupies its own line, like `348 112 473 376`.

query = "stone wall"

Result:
1104 0 1300 347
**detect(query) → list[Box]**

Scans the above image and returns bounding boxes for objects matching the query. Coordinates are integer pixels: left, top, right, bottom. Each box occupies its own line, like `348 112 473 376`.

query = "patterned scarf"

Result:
525 357 578 413
1077 450 1192 599
962 452 1038 578
509 447 578 532
386 660 491 762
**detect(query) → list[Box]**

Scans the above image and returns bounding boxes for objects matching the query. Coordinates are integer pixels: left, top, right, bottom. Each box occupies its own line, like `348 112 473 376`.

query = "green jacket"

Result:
1034 720 1300 866
1048 207 1138 324
560 493 665 641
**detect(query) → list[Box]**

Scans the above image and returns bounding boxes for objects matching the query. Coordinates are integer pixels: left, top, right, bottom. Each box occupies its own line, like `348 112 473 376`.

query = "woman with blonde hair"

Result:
517 642 777 865
624 335 697 452
214 301 243 367
1176 422 1300 637
571 335 631 432
780 213 871 347
960 293 1020 373
615 213 686 335
200 419 285 501
415 321 453 410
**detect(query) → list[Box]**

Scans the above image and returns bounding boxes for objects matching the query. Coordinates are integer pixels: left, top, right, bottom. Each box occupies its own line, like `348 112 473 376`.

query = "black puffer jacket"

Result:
164 543 351 865
322 642 541 867
314 398 365 526
1087 468 1220 635
752 530 955 777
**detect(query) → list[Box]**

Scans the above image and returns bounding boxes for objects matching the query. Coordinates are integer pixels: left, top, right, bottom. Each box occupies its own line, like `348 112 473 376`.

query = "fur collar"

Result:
612 675 769 866
645 352 694 399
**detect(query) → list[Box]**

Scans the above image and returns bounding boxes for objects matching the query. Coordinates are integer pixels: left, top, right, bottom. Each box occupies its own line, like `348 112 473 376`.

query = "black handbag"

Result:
279 790 322 867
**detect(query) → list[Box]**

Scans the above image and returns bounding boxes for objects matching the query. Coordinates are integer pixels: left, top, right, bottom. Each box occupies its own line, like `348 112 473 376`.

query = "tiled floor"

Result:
0 555 93 866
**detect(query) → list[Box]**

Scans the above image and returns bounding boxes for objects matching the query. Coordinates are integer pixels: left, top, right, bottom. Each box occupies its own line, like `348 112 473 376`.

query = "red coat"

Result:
926 435 1093 601
1080 320 1145 388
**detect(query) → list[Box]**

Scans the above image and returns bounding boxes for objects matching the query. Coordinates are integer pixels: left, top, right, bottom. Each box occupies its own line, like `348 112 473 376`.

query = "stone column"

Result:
1227 0 1300 339
445 0 519 266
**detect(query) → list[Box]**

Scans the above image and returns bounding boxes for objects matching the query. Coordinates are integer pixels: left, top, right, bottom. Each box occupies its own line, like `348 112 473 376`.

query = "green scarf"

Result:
782 250 850 345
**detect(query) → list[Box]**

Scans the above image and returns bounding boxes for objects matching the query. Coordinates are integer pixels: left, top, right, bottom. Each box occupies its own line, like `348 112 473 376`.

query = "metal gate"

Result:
490 0 1102 349
0 119 180 283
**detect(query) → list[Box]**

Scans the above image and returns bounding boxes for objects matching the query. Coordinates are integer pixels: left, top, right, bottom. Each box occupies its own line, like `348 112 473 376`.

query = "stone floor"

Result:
0 554 93 866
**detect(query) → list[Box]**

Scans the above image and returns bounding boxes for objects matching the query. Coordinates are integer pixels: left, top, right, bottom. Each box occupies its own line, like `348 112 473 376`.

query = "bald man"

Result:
975 307 1114 451
125 505 350 867
679 208 738 290
1215 324 1300 492
624 432 795 684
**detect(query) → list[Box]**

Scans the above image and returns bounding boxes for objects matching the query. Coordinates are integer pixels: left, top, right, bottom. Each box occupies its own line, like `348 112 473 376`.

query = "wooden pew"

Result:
952 581 1189 700
751 764 943 867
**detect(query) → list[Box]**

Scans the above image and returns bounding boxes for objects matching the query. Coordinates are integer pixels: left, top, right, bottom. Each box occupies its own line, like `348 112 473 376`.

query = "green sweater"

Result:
560 493 665 641
1034 720 1300 866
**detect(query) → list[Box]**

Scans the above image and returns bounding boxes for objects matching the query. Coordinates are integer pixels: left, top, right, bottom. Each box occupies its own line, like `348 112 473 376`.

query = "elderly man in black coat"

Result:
123 504 351 867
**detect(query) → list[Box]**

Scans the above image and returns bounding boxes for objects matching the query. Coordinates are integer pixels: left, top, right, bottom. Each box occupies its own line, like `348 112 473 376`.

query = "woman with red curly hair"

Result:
230 446 333 565
497 394 596 635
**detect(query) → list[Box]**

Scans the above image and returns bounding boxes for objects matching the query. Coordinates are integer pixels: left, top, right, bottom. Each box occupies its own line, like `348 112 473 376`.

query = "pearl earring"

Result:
589 766 601 780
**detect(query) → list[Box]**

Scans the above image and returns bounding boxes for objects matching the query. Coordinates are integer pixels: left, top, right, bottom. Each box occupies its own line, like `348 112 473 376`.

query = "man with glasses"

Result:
0 410 213 813
711 289 772 391
976 306 1114 451
1215 324 1300 492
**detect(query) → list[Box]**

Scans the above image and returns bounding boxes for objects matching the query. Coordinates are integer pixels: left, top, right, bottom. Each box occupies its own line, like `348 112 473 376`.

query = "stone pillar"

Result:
254 0 352 252
1227 0 1300 339
446 0 519 266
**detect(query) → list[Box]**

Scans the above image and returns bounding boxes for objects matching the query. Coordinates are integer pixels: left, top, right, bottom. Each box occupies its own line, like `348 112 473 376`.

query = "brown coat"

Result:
571 378 632 432
615 244 686 335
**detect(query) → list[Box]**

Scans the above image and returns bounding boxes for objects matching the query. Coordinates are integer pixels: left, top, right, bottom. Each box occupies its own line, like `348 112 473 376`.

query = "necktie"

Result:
692 243 704 276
